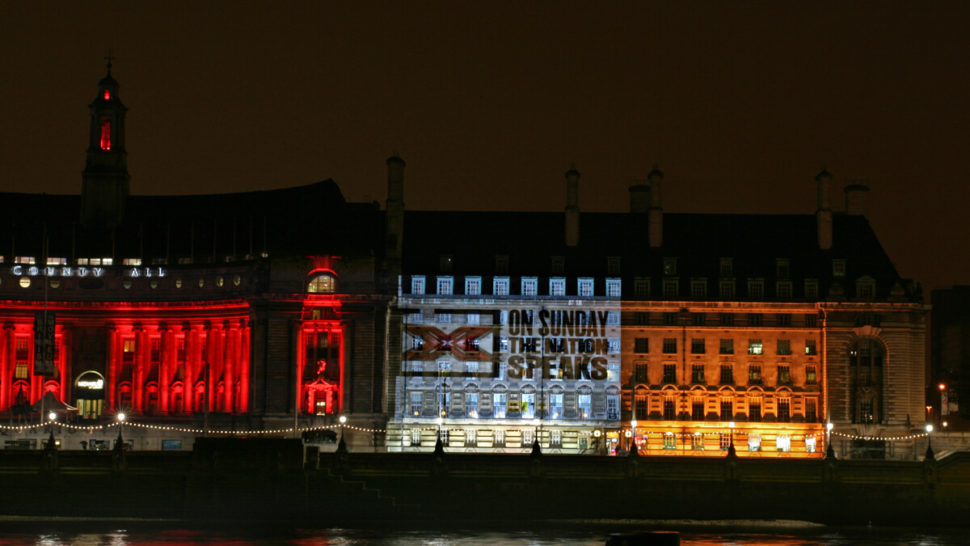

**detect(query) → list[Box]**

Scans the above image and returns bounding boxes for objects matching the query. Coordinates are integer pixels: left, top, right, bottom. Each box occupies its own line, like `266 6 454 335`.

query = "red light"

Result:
939 383 947 391
104 89 110 100
99 119 111 151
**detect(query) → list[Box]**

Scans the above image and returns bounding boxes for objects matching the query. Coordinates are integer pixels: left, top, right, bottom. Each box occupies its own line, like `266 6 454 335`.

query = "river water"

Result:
0 519 964 544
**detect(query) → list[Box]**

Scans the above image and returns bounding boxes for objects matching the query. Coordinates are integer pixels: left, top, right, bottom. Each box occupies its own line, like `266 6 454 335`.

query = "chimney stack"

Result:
386 155 406 262
844 183 870 215
815 169 833 250
629 181 650 213
648 168 663 248
565 168 580 246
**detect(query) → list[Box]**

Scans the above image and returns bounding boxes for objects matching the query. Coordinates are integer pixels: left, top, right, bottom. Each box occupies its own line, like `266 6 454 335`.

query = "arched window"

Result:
308 272 336 293
99 118 111 151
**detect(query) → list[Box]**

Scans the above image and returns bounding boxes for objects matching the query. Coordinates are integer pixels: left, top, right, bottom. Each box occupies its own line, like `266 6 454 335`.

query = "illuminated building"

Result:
385 167 927 459
0 65 389 446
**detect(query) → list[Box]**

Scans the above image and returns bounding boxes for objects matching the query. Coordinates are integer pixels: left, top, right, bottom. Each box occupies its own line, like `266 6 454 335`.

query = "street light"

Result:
939 383 947 426
825 422 834 458
630 419 638 453
925 423 935 460
116 412 126 450
728 421 736 456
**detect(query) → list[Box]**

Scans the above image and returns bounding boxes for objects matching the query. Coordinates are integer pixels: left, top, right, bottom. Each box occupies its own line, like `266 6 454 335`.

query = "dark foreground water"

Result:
0 519 965 545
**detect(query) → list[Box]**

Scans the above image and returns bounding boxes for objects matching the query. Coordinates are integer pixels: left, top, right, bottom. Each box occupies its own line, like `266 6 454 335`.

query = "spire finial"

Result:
104 49 114 75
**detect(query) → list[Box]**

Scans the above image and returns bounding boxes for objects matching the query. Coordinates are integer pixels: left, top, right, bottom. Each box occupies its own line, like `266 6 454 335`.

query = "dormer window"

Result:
308 272 336 293
663 257 678 276
521 277 538 297
719 257 733 277
607 256 621 275
833 259 847 277
437 276 454 295
776 259 790 280
465 276 481 296
551 256 565 275
550 277 566 296
411 276 426 295
578 277 594 297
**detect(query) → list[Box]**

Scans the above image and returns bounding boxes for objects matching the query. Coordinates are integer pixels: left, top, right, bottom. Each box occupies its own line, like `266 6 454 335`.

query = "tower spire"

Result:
81 62 129 230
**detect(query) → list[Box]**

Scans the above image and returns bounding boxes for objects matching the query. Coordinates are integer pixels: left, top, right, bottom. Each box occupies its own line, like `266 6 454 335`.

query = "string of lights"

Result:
0 420 386 435
832 431 929 441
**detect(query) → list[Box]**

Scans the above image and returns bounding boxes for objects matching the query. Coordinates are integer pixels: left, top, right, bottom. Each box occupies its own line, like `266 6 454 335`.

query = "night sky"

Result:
1 3 968 293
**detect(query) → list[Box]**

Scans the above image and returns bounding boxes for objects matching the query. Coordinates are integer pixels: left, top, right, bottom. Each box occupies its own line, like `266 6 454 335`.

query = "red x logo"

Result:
405 326 493 361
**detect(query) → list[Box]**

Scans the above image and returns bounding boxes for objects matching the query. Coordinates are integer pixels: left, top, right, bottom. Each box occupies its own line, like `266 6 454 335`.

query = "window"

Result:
48 257 68 266
522 393 535 418
692 398 705 420
719 257 733 277
493 277 510 296
778 398 791 422
691 338 705 354
833 259 846 277
805 279 819 299
99 118 111 150
692 313 706 326
777 339 792 355
778 365 791 385
549 277 566 296
634 394 647 419
776 258 790 279
663 258 678 276
805 314 818 328
719 280 735 299
663 279 679 299
720 398 733 420
720 433 732 451
465 276 481 296
748 313 763 326
14 337 29 378
437 312 451 324
748 365 762 384
550 429 562 448
805 339 817 355
748 340 763 355
719 339 734 355
719 313 734 326
578 394 592 419
439 254 454 273
691 364 705 383
607 256 621 275
495 255 509 274
663 338 677 354
634 338 649 354
663 398 676 420
748 279 764 299
691 279 707 299
607 395 620 420
494 429 505 447
776 281 793 299
411 276 426 294
550 394 564 419
806 436 817 453
409 392 422 416
806 398 818 421
493 393 507 418
749 399 762 421
748 433 761 451
634 277 650 297
806 366 817 385
551 256 565 275
663 433 676 449
857 278 876 299
606 278 621 298
776 435 791 452
635 312 650 325
663 313 678 326
634 363 648 383
720 365 733 385
521 277 538 297
577 278 594 297
777 314 792 327
692 433 704 450
437 276 454 295
308 273 336 293
663 364 677 384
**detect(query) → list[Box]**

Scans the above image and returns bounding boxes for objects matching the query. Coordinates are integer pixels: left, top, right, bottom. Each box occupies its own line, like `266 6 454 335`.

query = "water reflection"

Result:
0 524 966 545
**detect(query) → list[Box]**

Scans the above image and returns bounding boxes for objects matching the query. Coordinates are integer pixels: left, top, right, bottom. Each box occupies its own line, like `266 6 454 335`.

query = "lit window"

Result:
308 273 335 293
411 276 425 295
14 257 35 265
233 275 241 286
606 278 621 298
46 257 67 266
493 277 509 296
216 276 225 287
122 258 142 266
578 278 594 297
805 339 817 355
437 276 453 295
776 435 791 452
464 276 481 296
521 277 537 297
100 118 111 151
748 434 761 452
748 340 763 355
550 277 566 296
102 258 113 266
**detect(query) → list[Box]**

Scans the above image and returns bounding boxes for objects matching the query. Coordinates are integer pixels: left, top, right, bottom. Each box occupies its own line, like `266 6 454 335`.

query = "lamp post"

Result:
939 383 947 427
925 423 935 460
825 422 834 459
630 419 638 454
116 412 126 450
728 421 736 457
47 411 57 450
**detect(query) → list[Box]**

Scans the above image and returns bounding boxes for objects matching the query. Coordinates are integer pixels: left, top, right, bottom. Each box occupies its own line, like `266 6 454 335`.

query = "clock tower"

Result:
81 60 129 230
